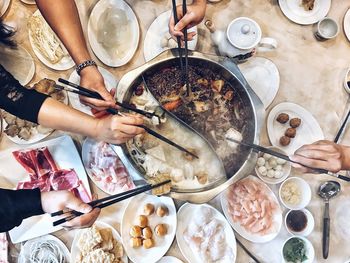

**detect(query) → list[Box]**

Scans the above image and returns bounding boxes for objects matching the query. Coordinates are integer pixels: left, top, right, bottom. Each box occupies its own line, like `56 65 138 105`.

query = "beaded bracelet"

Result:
76 59 97 75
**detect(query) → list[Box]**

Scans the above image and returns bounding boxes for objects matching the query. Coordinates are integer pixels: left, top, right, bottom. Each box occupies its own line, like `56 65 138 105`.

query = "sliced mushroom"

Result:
211 80 224 93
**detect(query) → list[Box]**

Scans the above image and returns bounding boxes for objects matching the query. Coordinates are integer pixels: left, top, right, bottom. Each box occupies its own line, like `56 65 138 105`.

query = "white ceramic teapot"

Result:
205 17 277 58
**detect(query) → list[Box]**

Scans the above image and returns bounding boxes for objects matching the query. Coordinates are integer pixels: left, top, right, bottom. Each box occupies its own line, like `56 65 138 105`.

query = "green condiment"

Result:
283 237 308 263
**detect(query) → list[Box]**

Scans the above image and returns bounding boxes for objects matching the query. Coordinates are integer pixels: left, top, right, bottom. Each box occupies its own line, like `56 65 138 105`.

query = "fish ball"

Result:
264 162 272 170
276 158 287 165
267 170 275 178
275 165 283 171
258 166 267 176
268 158 278 168
137 215 148 228
257 157 265 167
274 171 283 179
263 153 272 160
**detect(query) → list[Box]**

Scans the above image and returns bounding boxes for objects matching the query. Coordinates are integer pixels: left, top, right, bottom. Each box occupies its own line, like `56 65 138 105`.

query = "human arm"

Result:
169 0 206 41
289 140 350 173
35 0 114 110
0 188 100 232
0 65 144 144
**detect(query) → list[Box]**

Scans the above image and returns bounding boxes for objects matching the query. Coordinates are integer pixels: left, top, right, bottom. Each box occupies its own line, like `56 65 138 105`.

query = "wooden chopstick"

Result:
58 78 158 119
236 238 262 263
171 0 184 72
52 180 171 227
57 78 199 159
182 0 190 96
226 138 350 182
334 106 350 143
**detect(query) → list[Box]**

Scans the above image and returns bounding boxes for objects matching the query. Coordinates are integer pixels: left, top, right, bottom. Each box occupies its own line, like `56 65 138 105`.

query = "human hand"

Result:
289 140 350 173
93 114 145 144
41 190 100 229
79 66 116 111
169 0 206 41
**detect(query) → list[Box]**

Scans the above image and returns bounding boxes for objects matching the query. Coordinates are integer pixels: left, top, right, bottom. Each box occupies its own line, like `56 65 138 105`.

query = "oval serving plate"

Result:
121 193 176 263
267 102 324 155
344 8 350 43
71 221 128 263
143 10 197 62
88 0 139 67
67 66 117 116
278 0 331 25
176 203 237 263
28 10 74 71
221 175 282 243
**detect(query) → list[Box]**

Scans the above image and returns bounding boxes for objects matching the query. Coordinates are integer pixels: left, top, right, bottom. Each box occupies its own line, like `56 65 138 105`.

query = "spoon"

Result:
318 181 341 259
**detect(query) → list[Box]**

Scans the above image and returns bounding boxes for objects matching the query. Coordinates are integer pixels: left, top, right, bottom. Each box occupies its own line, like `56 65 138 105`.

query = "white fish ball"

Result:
263 153 272 160
267 169 275 178
275 165 283 171
277 158 287 165
268 159 278 168
258 166 267 176
257 157 265 167
265 162 272 170
274 171 283 179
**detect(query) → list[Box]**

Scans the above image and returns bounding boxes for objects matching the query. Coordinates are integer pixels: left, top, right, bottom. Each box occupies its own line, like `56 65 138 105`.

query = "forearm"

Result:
0 188 43 232
35 0 91 64
37 98 98 139
341 145 350 170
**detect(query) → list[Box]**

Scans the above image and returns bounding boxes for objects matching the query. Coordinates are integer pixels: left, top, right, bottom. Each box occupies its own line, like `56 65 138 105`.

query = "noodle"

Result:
24 240 67 263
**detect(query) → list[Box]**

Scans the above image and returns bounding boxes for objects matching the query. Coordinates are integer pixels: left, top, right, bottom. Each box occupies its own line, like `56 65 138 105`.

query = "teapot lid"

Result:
226 17 262 50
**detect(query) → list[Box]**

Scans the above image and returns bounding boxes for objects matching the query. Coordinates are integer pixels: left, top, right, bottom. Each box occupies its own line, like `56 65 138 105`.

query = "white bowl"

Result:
284 208 314 237
255 146 291 185
279 177 311 210
281 236 315 263
343 67 350 94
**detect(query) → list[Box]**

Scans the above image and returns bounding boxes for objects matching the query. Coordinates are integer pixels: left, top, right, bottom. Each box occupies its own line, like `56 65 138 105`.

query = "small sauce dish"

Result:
285 208 314 236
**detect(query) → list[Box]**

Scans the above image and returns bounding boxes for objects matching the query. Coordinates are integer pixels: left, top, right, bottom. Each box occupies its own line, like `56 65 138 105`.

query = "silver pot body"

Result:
112 49 264 203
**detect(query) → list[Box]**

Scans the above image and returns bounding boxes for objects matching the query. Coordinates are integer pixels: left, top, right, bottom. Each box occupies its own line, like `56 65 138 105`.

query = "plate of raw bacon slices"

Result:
221 175 282 243
0 135 91 243
82 138 135 195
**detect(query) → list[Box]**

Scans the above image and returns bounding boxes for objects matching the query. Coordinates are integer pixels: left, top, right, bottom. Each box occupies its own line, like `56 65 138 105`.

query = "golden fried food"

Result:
142 226 153 239
137 215 148 228
195 172 208 185
290 118 301 128
143 203 155 216
143 238 154 249
129 225 142 238
276 113 289 124
154 224 167 236
285 128 296 138
279 136 291 146
130 237 142 248
156 205 168 217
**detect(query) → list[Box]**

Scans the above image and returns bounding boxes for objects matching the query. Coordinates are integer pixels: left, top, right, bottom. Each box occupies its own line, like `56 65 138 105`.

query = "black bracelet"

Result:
76 60 97 75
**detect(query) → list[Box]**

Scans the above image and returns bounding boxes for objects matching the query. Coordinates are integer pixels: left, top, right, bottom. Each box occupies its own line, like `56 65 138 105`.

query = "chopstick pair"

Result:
334 104 350 143
51 180 171 227
57 78 198 159
227 138 350 182
57 78 158 120
172 0 190 96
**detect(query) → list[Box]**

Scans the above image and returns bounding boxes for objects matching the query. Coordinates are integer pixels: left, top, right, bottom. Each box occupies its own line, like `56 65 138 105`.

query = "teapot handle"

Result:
257 37 277 52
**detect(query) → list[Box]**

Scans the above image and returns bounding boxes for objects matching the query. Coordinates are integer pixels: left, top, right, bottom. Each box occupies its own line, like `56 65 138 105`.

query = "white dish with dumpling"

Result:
88 0 140 67
143 10 197 62
176 203 237 263
121 193 177 263
255 146 291 185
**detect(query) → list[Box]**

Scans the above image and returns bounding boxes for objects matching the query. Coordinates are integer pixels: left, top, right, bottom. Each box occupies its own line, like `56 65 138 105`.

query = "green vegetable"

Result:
283 237 308 263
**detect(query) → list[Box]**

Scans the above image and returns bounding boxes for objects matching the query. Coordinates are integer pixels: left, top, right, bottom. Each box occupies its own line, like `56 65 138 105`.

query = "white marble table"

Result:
2 0 350 262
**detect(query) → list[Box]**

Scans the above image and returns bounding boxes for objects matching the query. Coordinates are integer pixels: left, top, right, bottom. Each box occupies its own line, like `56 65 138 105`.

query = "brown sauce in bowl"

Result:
286 210 308 232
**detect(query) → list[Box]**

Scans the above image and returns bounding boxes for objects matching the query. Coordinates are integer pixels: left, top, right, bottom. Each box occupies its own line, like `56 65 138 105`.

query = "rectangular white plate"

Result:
0 135 91 243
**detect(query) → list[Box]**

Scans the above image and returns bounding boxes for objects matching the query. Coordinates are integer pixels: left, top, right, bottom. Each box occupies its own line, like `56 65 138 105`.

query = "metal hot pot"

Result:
112 49 264 203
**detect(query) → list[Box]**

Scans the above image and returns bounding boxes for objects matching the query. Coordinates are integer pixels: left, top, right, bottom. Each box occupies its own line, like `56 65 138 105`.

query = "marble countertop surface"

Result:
2 0 350 262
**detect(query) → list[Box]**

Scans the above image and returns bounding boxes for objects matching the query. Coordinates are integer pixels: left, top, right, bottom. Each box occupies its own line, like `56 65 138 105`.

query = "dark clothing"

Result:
0 188 44 232
0 64 49 231
0 64 48 123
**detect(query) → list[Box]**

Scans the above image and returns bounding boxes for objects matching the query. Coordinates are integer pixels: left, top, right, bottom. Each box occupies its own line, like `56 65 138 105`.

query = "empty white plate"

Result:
344 8 350 42
278 0 331 25
239 57 280 109
143 10 197 62
267 102 324 155
88 0 139 67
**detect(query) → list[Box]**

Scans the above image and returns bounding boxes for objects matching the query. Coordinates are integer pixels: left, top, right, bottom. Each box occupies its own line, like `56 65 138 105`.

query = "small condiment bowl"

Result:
284 208 314 237
255 146 291 185
281 236 315 263
279 177 311 210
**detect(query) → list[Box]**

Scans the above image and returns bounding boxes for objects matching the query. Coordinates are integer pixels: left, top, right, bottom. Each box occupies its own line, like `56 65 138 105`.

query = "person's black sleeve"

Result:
0 188 44 232
0 64 48 123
